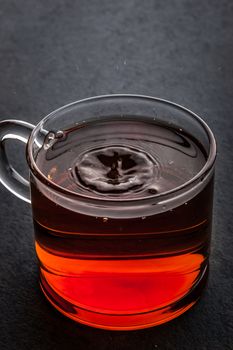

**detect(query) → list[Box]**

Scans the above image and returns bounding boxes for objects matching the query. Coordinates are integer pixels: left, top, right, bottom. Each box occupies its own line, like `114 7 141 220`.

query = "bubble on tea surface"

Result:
43 132 56 150
55 130 65 139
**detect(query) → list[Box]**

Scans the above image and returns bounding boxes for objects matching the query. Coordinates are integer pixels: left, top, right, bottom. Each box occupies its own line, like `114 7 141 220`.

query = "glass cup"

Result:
0 95 216 330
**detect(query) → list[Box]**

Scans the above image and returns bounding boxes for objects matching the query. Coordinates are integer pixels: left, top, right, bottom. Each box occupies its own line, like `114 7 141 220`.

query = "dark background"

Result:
0 1 233 349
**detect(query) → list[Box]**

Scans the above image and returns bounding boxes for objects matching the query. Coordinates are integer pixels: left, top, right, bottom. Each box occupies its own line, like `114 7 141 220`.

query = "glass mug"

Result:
0 95 216 330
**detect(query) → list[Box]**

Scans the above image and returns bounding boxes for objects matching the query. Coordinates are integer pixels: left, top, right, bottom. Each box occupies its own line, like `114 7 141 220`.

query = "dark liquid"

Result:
31 119 213 329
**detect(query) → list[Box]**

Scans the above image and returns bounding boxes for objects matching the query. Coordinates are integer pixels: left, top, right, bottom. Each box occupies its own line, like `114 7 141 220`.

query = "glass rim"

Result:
27 94 217 203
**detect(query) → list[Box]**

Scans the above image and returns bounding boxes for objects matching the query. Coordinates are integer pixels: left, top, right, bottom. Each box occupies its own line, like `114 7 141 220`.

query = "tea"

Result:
31 118 213 329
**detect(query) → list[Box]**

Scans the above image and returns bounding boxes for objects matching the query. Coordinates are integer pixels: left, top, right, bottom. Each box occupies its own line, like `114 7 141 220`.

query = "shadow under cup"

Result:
0 95 216 330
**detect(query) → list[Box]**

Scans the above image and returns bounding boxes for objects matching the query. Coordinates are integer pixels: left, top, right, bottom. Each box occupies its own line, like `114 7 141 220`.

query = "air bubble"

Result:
55 130 65 139
141 216 146 220
148 188 158 195
168 160 174 165
103 217 108 223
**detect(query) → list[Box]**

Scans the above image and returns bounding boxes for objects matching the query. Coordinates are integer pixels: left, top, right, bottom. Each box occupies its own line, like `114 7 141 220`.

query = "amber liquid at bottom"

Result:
31 120 213 329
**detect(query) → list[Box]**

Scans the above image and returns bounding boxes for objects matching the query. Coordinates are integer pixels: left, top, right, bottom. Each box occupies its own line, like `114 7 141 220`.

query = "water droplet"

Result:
123 60 127 65
184 202 188 205
179 128 183 132
43 132 56 150
103 217 108 223
129 176 136 183
168 160 174 165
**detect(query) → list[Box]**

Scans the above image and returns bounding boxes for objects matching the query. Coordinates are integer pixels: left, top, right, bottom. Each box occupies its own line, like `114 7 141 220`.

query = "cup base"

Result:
39 265 208 330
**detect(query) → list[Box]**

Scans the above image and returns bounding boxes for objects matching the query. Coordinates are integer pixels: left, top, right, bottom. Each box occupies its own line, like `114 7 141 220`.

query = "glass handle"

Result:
0 120 35 203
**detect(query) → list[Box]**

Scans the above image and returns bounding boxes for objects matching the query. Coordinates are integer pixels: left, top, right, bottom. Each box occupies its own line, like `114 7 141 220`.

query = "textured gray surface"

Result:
0 1 233 349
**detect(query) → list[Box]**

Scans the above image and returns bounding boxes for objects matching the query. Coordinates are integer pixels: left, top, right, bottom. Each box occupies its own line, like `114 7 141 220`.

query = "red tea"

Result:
31 119 213 329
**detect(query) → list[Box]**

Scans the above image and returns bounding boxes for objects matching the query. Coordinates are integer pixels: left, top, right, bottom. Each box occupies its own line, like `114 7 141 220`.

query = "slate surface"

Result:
0 1 233 349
